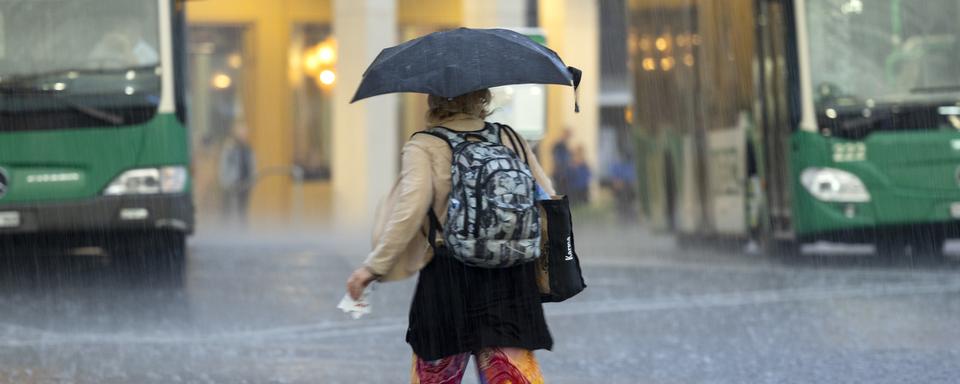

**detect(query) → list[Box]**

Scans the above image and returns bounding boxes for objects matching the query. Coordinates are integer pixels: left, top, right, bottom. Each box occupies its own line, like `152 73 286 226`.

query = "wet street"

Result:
1 226 959 384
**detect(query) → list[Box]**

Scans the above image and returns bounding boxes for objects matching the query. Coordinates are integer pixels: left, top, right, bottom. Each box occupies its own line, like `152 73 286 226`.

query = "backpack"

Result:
420 122 541 268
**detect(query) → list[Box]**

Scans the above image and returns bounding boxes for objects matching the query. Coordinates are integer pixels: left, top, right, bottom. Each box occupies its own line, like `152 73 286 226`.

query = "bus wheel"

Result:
113 231 186 288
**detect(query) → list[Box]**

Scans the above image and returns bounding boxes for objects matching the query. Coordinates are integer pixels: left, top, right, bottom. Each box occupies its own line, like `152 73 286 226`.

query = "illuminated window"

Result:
187 25 252 220
290 24 334 180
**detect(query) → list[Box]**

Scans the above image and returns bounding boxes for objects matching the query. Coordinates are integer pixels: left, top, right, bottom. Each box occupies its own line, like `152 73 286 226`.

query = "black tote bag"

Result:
498 123 585 302
536 195 586 303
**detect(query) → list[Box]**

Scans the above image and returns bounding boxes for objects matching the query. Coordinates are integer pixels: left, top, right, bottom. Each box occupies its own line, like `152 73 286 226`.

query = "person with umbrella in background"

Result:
551 128 574 196
344 28 581 383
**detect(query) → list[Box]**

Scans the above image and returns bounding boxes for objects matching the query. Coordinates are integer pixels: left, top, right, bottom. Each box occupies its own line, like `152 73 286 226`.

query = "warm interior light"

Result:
303 38 337 76
212 73 232 89
660 57 675 71
655 36 670 52
318 70 336 86
318 46 336 65
304 54 320 74
227 53 243 69
639 36 652 52
642 58 656 71
303 38 338 89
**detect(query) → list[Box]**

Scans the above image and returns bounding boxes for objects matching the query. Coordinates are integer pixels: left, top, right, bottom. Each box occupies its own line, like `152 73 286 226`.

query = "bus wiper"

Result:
0 84 124 125
53 94 125 125
911 85 960 94
0 65 158 88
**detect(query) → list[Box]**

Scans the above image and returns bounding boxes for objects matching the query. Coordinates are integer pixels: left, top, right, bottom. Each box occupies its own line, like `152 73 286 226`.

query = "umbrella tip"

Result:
567 66 582 88
566 66 583 113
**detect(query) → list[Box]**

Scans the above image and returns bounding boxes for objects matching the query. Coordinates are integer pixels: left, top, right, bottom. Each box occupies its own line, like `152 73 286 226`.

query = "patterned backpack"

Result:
421 122 541 268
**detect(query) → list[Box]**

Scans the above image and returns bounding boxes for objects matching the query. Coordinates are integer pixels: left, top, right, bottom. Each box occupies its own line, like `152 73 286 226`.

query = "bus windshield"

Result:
806 0 960 109
0 0 162 129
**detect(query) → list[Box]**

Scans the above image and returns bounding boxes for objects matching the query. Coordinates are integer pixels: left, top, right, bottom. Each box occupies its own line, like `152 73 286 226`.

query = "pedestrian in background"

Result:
568 145 592 206
346 89 554 383
607 157 638 223
551 129 573 196
218 122 255 226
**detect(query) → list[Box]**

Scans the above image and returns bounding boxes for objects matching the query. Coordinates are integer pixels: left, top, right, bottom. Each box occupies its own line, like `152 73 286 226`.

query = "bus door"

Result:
755 0 798 239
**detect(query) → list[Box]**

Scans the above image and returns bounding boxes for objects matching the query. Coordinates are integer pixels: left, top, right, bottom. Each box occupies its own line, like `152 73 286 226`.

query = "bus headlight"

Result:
800 167 870 203
104 166 188 195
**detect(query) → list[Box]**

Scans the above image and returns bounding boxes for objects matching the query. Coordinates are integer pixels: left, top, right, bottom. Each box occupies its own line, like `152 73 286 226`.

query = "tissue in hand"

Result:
337 283 375 319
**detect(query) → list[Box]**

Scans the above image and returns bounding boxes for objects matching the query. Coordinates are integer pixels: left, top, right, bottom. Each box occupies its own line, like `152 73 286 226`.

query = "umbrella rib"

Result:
363 37 429 75
482 29 565 61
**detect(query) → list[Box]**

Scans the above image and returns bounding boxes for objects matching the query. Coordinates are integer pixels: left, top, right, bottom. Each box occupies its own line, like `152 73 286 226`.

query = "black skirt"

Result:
406 246 553 361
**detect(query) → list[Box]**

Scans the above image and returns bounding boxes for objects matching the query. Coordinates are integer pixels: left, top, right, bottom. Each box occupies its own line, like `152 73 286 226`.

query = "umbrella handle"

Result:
568 66 582 113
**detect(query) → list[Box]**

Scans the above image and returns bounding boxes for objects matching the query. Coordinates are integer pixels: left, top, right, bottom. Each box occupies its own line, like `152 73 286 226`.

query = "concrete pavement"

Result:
0 225 958 383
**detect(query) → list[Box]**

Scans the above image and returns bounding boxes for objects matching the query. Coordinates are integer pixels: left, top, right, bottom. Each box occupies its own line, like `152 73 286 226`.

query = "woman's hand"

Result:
346 266 377 301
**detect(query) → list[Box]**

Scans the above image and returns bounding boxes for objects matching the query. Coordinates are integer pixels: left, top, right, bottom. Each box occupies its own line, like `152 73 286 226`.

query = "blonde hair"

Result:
426 89 492 124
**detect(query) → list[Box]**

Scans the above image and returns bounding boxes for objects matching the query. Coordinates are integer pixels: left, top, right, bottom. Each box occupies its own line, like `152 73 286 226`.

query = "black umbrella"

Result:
351 28 582 112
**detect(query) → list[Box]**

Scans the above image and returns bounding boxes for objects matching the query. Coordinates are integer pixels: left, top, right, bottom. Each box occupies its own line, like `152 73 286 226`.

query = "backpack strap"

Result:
411 130 454 150
424 126 467 148
427 208 443 250
411 129 461 249
426 123 500 146
498 123 530 165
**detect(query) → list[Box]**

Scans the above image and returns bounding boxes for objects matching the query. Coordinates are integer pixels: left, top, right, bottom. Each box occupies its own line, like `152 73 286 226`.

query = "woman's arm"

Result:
524 140 556 196
347 139 433 299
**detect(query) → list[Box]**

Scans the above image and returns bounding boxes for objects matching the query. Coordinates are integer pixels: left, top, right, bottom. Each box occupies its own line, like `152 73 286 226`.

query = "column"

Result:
332 0 398 228
539 0 599 185
462 0 526 28
249 3 293 225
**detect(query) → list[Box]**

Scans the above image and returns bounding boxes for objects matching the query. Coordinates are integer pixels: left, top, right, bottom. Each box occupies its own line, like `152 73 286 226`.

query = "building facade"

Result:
186 0 600 230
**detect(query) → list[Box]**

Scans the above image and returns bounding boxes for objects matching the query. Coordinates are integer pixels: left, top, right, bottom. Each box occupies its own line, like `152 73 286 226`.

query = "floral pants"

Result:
411 347 544 384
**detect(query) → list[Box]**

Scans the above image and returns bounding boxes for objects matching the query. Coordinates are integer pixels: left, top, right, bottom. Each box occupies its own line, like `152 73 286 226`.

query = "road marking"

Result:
545 280 960 317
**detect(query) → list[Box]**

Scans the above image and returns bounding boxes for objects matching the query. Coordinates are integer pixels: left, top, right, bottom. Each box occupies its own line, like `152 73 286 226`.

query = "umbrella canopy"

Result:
351 28 582 109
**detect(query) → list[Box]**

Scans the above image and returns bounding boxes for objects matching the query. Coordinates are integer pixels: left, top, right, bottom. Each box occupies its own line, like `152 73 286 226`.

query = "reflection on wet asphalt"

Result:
1 226 959 383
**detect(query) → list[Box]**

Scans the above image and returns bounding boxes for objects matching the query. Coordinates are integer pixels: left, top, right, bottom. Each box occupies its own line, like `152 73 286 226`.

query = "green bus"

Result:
0 0 193 258
629 0 960 254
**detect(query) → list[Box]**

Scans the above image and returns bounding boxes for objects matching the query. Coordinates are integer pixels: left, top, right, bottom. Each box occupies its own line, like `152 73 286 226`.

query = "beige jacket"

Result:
365 114 555 282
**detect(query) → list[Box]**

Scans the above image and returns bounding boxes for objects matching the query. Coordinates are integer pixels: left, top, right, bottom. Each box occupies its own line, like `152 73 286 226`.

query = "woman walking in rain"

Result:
344 28 581 383
347 89 554 383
